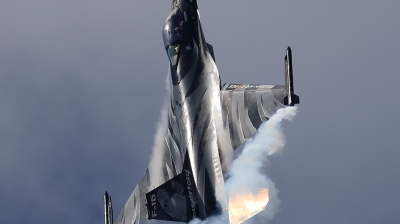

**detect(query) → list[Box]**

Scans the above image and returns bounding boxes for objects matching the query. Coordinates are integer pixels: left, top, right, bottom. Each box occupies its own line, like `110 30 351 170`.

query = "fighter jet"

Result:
105 0 299 223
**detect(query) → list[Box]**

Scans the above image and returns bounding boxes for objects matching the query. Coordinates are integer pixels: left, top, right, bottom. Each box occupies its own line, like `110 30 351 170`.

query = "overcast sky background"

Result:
1 1 400 224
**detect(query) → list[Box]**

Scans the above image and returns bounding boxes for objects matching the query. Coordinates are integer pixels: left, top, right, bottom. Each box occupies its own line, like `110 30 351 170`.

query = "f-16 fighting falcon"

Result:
104 0 299 224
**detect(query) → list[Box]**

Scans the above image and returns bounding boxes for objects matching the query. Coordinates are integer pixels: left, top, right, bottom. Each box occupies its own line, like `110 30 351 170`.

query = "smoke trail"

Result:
226 106 297 223
148 73 171 188
190 106 297 224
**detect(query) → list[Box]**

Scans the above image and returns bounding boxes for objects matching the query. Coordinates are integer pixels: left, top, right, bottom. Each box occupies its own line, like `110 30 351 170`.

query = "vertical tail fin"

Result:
104 191 113 224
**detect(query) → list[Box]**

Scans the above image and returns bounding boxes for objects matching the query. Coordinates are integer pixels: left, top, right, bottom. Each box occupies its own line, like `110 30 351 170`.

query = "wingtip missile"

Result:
284 46 300 106
104 191 113 224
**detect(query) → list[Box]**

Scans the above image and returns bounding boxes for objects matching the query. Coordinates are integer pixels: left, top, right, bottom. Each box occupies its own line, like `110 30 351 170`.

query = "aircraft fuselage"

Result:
162 0 225 219
108 1 299 223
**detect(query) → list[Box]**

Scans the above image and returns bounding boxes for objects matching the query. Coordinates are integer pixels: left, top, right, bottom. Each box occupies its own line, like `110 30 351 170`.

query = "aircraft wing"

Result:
219 47 299 151
220 83 287 151
112 94 209 224
113 169 150 224
113 140 178 224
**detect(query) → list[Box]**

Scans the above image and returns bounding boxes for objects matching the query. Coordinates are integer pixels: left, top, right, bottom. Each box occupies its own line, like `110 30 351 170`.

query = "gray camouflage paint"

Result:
3 1 400 224
113 1 295 223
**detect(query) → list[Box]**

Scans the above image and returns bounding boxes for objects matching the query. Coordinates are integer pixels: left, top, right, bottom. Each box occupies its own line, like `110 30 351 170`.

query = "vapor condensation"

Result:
148 73 171 188
191 106 298 224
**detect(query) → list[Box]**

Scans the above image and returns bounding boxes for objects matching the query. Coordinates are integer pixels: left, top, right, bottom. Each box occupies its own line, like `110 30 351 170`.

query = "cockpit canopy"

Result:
163 8 184 66
163 8 184 48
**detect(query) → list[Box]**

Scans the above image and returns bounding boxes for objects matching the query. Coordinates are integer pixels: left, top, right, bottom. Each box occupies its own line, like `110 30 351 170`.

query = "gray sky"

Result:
1 1 400 224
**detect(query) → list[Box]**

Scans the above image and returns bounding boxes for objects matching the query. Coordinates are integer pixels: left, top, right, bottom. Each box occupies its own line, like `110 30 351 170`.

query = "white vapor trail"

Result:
148 73 171 188
191 106 298 224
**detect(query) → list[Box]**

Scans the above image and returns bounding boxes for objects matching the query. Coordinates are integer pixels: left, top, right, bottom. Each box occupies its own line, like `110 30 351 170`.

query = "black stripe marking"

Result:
196 113 211 173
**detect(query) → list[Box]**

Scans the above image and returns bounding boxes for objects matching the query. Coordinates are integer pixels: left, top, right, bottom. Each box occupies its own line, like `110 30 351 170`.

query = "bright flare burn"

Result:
228 188 269 224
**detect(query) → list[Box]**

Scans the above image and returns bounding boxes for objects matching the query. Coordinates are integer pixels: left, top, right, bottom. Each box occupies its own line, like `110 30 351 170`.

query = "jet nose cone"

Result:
171 0 197 9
